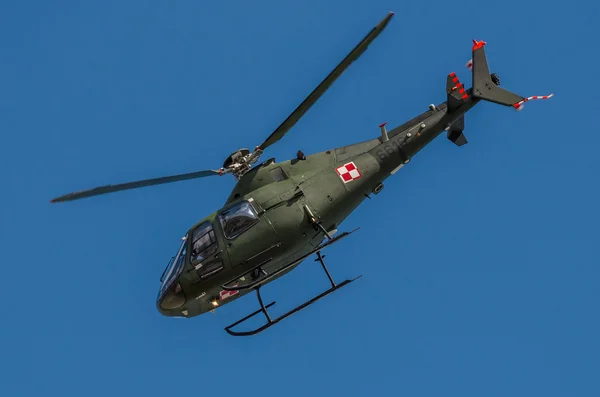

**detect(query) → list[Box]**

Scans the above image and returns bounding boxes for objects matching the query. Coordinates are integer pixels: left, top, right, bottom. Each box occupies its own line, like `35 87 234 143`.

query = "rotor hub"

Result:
221 148 263 179
222 148 251 169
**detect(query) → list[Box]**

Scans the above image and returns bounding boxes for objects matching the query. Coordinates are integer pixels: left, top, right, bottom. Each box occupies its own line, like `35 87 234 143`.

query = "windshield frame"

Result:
158 236 187 298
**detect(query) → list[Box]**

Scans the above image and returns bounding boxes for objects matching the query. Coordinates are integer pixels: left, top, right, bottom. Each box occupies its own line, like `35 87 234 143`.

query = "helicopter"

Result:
50 11 553 336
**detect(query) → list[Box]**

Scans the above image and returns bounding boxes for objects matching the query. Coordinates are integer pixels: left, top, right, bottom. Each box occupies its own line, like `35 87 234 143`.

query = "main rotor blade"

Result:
258 11 394 151
50 169 222 203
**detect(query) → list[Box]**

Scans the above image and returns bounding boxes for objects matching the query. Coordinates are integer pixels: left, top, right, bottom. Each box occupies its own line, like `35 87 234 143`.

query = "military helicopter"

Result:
50 11 553 336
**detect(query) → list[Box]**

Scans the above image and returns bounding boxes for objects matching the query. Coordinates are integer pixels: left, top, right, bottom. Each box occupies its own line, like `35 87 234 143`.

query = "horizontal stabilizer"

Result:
447 116 467 146
471 40 524 106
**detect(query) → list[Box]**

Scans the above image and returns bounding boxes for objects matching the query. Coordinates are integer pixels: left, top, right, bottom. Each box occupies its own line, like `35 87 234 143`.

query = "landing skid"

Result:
222 228 362 336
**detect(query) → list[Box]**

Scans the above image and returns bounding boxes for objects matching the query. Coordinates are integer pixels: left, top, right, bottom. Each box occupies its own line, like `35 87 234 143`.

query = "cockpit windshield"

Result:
158 237 187 298
219 200 259 239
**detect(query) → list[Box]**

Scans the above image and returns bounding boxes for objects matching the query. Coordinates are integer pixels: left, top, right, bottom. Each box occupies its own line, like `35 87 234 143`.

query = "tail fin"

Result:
467 40 553 110
446 72 469 112
444 72 468 145
447 115 467 146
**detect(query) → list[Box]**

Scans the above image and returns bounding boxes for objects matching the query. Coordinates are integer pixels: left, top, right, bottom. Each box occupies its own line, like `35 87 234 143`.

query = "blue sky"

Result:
2 1 599 396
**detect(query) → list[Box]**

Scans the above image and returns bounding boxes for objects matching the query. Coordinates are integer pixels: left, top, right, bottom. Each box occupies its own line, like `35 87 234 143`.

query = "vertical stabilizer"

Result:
471 40 525 106
469 39 553 110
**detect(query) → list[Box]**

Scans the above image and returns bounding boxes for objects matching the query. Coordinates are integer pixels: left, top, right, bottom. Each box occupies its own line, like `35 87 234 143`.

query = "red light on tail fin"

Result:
472 39 486 51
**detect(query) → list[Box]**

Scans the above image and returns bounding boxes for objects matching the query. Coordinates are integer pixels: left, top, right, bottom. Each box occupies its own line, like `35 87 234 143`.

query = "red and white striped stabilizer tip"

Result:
465 59 473 71
513 93 554 111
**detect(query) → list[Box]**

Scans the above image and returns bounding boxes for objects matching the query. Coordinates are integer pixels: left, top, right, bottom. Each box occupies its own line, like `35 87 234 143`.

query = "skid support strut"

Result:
223 229 362 336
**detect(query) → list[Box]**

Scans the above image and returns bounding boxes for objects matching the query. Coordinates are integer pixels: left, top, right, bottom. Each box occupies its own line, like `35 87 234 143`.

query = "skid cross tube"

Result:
223 229 362 337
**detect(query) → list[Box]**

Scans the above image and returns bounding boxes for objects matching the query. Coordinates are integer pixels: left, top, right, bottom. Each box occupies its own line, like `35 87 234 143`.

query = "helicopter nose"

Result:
158 282 186 310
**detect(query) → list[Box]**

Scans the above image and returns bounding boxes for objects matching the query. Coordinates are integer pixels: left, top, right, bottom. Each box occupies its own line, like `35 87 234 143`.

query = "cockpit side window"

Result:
218 200 259 239
190 221 218 263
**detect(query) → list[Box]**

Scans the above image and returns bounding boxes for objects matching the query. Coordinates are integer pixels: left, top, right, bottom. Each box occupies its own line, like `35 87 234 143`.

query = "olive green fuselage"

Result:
157 98 478 318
